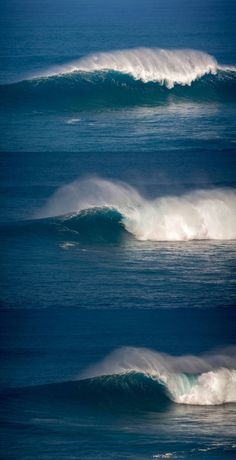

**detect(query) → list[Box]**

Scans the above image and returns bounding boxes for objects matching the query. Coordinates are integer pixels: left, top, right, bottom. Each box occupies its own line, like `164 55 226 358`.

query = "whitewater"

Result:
30 48 236 89
81 347 236 406
37 178 236 241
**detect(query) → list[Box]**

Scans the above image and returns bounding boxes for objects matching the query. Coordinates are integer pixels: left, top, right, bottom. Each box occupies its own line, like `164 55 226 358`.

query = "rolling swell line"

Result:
5 347 235 410
80 346 236 406
36 178 236 242
2 182 236 244
1 48 236 108
21 48 236 87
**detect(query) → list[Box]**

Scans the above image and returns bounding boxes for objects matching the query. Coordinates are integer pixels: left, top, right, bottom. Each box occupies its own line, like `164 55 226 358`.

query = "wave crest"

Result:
32 48 232 88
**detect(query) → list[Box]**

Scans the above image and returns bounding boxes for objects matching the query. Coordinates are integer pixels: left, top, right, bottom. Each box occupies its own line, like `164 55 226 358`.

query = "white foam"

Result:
177 368 236 405
36 177 236 241
218 64 236 72
66 118 81 125
31 48 222 88
80 346 236 406
60 241 77 250
153 454 177 459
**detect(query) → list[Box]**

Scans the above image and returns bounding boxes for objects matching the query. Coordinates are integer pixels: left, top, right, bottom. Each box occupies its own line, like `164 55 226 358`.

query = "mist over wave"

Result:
80 347 236 406
37 178 236 241
31 48 236 88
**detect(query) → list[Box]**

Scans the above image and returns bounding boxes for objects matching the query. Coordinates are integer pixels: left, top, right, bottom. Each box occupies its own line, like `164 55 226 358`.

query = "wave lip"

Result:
80 347 236 406
37 178 236 242
32 48 228 89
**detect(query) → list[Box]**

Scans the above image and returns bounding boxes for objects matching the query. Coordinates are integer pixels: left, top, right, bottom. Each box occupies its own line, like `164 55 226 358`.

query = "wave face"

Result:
37 178 236 242
1 48 236 108
80 347 236 406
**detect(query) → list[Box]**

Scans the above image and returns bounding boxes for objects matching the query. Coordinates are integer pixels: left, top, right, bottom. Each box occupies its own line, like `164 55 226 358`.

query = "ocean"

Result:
0 0 236 459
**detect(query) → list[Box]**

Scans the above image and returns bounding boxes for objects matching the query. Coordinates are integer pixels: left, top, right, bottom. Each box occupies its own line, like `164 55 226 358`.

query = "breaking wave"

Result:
36 178 236 242
80 347 236 406
31 48 231 87
1 48 236 108
23 48 236 87
7 347 236 410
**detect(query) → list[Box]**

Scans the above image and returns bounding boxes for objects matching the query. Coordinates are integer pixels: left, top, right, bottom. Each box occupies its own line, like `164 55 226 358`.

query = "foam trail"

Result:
31 48 234 88
81 347 236 405
37 178 236 241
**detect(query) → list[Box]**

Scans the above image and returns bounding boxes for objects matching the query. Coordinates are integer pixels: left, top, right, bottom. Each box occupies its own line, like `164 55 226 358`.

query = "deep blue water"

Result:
0 1 236 459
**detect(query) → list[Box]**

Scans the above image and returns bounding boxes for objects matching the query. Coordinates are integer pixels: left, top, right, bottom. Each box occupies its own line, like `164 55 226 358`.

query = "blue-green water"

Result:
0 1 236 459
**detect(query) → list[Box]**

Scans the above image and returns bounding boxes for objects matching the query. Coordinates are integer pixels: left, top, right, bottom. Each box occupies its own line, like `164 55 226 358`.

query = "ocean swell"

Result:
37 178 236 242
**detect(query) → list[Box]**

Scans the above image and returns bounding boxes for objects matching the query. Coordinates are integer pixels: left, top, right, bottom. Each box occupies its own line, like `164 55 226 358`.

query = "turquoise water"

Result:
0 0 236 459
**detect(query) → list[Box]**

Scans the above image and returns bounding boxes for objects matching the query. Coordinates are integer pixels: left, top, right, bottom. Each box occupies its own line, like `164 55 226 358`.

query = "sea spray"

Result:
29 48 234 88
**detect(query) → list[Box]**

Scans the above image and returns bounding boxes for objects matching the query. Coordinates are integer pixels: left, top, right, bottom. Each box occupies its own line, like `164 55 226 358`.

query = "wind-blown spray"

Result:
31 48 236 88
